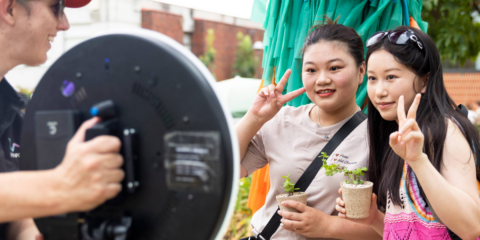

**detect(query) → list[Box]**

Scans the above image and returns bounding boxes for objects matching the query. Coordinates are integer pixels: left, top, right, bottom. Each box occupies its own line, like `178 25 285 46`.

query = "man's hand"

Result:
54 117 125 212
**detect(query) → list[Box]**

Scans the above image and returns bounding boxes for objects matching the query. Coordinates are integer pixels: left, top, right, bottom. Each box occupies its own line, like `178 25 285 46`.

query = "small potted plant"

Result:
320 152 372 219
275 173 307 213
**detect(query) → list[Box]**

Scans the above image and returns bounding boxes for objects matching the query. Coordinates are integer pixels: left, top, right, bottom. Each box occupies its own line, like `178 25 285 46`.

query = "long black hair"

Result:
366 26 480 209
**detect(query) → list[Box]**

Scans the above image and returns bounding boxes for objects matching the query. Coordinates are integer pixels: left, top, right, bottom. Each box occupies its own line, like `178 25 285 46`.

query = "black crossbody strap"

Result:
295 111 367 192
257 111 367 240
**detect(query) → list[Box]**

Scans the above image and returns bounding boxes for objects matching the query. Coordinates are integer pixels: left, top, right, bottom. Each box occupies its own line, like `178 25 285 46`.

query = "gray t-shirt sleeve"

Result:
241 128 269 176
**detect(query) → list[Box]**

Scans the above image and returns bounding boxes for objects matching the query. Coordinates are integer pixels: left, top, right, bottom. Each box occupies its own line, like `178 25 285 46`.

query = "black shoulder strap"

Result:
458 104 468 117
257 111 367 240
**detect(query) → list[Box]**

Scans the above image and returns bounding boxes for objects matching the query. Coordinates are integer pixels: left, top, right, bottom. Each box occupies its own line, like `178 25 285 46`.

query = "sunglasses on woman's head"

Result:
366 30 423 50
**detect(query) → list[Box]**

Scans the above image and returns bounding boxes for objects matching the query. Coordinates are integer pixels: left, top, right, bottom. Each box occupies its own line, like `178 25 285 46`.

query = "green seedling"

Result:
281 173 299 196
319 152 368 185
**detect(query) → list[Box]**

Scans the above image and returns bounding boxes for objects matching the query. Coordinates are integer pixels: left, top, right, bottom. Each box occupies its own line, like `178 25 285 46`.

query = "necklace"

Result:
316 106 358 140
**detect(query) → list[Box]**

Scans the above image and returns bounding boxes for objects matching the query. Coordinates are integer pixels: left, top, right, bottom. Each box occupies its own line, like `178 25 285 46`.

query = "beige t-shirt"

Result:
241 104 369 240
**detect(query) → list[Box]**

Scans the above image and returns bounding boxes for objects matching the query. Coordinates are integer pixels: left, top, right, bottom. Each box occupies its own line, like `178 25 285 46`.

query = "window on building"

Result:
183 33 192 51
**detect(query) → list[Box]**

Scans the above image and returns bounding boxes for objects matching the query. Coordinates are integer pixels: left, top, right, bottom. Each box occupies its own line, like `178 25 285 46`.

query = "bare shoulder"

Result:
441 118 479 199
443 118 473 164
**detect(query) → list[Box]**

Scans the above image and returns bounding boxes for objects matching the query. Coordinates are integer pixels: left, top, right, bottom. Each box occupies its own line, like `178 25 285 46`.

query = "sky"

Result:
154 0 256 19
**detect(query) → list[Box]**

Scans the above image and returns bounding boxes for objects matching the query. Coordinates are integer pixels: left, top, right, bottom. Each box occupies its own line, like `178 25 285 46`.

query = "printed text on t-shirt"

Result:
332 153 357 165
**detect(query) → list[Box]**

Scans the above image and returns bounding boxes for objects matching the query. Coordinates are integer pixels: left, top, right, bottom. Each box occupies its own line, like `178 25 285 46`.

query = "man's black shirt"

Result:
0 78 26 238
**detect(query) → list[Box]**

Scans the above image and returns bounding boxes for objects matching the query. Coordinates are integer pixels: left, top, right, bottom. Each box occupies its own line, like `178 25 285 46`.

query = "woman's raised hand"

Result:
389 94 426 164
249 70 306 123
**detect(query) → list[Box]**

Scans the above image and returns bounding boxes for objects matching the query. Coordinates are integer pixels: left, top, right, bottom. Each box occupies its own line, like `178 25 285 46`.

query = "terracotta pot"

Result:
340 181 373 219
276 192 308 213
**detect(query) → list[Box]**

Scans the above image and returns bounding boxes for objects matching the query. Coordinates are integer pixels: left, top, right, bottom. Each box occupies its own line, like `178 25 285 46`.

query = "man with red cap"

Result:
0 0 124 238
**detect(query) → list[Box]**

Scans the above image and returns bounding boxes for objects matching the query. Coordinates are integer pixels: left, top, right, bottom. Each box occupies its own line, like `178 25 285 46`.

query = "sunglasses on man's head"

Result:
366 30 423 50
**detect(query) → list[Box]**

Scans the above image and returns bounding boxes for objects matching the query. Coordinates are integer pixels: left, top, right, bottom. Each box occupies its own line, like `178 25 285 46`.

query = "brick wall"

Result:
141 9 184 44
141 9 265 81
444 73 480 106
192 19 264 81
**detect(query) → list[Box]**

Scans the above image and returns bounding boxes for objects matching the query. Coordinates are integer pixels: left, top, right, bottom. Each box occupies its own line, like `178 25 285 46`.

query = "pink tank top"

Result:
383 163 480 240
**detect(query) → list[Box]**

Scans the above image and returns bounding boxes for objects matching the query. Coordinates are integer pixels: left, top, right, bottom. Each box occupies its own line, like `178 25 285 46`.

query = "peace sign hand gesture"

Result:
250 70 306 124
389 94 425 164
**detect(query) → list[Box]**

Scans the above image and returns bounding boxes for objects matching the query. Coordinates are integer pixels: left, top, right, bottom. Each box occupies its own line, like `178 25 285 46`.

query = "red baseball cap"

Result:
65 0 91 8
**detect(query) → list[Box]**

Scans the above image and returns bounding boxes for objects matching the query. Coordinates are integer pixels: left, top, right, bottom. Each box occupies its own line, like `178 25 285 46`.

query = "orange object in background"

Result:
477 181 480 196
409 16 420 29
247 164 271 214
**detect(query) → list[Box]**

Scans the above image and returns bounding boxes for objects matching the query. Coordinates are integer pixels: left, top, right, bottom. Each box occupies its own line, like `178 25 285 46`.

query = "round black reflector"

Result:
19 29 239 240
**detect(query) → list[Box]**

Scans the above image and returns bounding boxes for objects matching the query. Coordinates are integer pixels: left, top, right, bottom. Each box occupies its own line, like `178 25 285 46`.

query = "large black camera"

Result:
20 29 239 240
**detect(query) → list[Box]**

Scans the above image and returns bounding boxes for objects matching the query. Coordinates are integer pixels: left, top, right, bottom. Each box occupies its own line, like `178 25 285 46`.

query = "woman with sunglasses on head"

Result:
336 26 480 240
237 20 382 240
0 0 125 239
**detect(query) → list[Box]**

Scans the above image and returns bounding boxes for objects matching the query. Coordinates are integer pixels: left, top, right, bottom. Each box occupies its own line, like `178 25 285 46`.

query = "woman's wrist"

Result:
407 153 429 170
243 111 268 127
369 210 384 234
319 214 335 238
371 210 382 226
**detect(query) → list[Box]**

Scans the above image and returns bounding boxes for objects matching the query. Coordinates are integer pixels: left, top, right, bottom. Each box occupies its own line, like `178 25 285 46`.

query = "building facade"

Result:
6 0 264 91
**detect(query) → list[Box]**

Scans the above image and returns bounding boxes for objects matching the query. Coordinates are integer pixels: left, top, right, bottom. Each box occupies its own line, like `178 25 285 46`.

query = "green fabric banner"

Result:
250 0 428 108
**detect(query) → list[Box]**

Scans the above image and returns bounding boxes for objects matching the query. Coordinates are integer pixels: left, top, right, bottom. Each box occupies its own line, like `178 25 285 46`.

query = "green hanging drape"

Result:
251 0 428 108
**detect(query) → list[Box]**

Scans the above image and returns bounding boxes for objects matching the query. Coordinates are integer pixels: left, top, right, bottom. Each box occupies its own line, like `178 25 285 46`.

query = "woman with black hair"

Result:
237 21 381 239
336 26 480 240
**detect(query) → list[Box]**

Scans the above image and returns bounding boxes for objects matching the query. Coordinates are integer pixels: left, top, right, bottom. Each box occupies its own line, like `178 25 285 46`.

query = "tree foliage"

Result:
232 32 259 78
422 0 480 64
199 28 216 78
